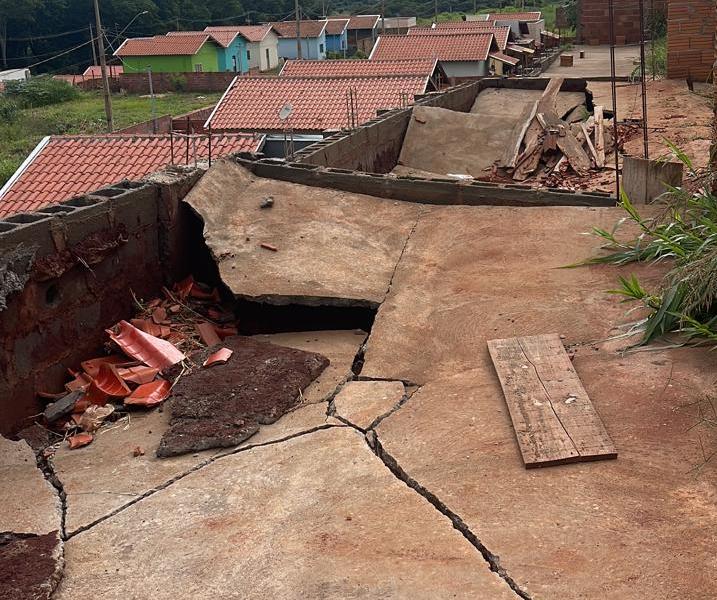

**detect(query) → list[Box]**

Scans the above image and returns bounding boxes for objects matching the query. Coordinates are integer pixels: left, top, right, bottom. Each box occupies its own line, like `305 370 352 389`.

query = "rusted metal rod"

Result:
608 0 620 199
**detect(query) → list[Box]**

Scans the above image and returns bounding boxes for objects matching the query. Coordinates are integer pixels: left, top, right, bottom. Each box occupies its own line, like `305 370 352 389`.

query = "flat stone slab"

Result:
158 336 328 457
470 88 586 121
0 436 60 535
252 330 367 404
375 348 717 599
52 410 221 535
0 532 63 600
362 205 664 384
56 428 514 599
333 380 405 430
184 160 420 307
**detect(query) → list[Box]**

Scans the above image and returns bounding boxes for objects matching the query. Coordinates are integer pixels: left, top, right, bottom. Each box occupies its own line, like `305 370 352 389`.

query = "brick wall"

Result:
667 0 714 81
114 115 173 134
579 0 666 45
119 72 237 94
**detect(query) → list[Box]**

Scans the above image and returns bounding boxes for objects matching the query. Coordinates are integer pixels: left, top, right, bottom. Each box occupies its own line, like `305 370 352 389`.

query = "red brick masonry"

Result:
579 0 666 45
667 0 714 81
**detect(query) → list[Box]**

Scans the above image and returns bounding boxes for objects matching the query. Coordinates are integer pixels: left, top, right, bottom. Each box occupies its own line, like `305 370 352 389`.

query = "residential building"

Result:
271 20 328 60
325 18 349 54
409 24 513 51
381 17 417 34
167 30 249 73
115 34 221 73
205 75 430 134
0 134 265 216
0 68 30 82
205 25 280 72
83 65 123 78
370 33 495 79
347 15 380 54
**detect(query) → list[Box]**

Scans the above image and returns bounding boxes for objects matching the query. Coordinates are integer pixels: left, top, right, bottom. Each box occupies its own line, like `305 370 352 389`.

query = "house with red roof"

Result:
167 30 249 73
0 134 265 218
369 32 496 79
115 34 222 73
468 11 545 45
325 18 349 54
271 20 328 61
205 25 280 72
347 14 381 54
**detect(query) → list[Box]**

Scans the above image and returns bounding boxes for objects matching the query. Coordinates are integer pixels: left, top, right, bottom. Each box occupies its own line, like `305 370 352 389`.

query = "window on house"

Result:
265 48 270 66
194 64 203 72
319 43 324 53
232 55 237 72
247 49 251 60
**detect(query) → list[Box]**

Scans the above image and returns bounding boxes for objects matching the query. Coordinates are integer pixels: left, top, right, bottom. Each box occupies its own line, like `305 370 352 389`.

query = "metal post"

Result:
93 0 113 131
650 0 656 80
382 0 386 34
170 131 174 165
608 0 620 199
295 0 302 59
147 66 157 133
208 124 212 167
638 0 649 159
89 23 98 66
434 0 438 23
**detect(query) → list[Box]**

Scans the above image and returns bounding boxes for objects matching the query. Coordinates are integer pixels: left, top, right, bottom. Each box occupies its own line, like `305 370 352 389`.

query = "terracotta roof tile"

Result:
409 25 510 50
271 20 327 38
486 11 542 22
82 65 123 78
325 18 349 35
348 15 380 30
167 30 237 48
370 33 493 62
0 134 264 217
207 75 427 132
115 35 209 56
280 58 437 77
205 25 275 43
489 51 520 66
431 20 497 28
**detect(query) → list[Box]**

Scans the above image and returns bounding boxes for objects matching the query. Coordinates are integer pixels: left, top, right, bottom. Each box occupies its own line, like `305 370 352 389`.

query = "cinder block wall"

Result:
0 169 202 435
578 0 666 45
667 0 714 81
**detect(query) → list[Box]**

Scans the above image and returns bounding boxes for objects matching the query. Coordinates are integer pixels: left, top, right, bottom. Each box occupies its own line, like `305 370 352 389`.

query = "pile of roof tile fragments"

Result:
38 276 329 458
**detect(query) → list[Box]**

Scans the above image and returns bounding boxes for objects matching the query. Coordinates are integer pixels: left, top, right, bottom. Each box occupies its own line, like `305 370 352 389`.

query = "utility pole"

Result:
147 66 157 134
434 0 438 22
381 0 386 33
89 23 97 65
93 0 113 132
295 0 302 59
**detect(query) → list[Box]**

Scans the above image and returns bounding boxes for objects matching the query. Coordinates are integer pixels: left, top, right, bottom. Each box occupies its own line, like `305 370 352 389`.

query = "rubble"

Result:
0 532 63 600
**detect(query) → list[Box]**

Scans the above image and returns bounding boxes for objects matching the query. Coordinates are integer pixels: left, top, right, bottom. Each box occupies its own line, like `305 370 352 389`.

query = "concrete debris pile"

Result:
499 77 616 183
36 276 237 452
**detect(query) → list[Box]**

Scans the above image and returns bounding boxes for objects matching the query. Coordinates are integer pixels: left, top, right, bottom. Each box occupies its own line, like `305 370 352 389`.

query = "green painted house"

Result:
115 34 221 73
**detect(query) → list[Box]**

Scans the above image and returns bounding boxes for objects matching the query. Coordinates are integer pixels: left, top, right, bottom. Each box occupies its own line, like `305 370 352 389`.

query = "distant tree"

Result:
0 0 42 68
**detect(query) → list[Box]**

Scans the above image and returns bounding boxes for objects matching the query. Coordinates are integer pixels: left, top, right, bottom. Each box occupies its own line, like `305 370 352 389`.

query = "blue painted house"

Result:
325 18 349 54
166 30 249 73
272 20 327 60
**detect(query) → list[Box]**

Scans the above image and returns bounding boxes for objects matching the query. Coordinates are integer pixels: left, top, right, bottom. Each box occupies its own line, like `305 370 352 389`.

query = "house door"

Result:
265 48 270 68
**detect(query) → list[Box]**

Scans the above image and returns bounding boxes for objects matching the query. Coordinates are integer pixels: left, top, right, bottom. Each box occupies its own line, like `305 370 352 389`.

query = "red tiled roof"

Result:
325 18 349 35
280 58 437 78
489 51 520 66
205 25 276 43
485 12 542 22
0 134 264 217
82 65 124 78
115 35 210 57
370 33 493 62
409 25 510 50
167 30 238 48
433 20 497 28
207 75 428 132
348 15 380 30
271 20 327 38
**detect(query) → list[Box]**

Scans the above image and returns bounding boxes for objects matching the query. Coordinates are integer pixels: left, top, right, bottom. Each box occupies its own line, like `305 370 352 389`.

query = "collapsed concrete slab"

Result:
184 160 421 307
470 88 586 122
0 436 61 536
157 336 329 457
332 380 405 430
56 428 516 599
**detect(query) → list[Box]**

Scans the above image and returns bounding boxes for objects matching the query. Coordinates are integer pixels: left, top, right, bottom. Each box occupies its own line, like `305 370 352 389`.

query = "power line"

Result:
7 27 90 42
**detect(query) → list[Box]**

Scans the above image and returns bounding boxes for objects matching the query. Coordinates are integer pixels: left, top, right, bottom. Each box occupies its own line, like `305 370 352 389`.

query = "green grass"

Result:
0 90 222 188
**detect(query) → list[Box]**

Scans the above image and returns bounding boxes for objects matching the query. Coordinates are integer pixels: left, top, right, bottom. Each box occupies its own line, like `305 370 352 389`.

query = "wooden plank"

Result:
594 105 606 167
487 334 617 468
580 122 599 166
556 129 592 174
502 99 539 169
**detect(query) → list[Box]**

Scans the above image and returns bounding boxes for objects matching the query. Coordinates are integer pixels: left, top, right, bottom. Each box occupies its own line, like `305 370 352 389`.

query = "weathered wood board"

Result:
487 334 617 468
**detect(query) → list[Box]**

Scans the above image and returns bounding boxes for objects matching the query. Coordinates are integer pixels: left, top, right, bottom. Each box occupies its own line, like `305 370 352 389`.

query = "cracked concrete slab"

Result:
252 330 367 404
184 160 420 307
375 348 717 599
52 410 219 535
0 436 61 535
332 380 405 430
362 205 664 384
470 88 587 121
235 402 336 448
56 428 515 600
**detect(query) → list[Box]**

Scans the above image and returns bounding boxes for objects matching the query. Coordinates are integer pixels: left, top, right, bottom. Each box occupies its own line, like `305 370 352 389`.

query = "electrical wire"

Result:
6 27 90 42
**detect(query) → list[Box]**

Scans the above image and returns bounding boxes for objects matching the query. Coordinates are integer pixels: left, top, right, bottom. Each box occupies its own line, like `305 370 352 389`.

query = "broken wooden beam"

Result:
487 333 617 468
594 105 606 168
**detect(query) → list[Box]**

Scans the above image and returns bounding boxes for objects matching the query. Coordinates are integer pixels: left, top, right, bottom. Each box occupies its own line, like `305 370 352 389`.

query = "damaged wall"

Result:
0 170 203 435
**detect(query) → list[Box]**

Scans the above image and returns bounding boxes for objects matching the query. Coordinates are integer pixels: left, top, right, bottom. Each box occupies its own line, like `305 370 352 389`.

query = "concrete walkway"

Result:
544 44 641 79
10 168 717 599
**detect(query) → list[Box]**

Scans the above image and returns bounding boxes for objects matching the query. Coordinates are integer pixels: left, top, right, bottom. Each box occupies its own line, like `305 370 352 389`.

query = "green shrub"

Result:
0 98 19 122
5 77 80 108
168 74 187 92
0 157 20 188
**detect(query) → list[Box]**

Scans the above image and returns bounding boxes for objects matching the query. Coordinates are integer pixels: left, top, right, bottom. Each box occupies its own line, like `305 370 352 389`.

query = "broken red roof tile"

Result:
214 325 238 340
280 58 438 78
130 318 165 339
486 11 542 22
409 25 510 50
92 363 131 398
115 34 211 56
370 33 494 62
325 18 349 35
207 75 428 132
203 347 233 367
82 65 123 78
80 355 134 378
348 14 380 30
196 322 221 347
124 379 171 407
68 432 94 449
65 372 91 393
204 25 276 43
107 320 186 370
271 20 327 38
0 134 264 218
117 365 160 385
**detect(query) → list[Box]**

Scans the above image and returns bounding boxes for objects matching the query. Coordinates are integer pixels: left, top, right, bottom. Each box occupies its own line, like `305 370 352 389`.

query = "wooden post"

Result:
93 0 113 131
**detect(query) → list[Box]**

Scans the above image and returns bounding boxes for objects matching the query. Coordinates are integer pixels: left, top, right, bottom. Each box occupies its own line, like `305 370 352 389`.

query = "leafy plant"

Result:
0 98 19 121
5 76 79 108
